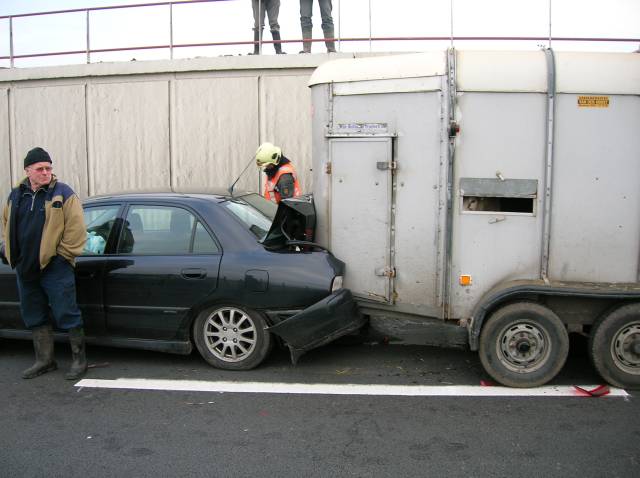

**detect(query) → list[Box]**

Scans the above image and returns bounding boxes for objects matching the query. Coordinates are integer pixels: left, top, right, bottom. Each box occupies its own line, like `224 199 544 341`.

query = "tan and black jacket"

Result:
1 176 86 270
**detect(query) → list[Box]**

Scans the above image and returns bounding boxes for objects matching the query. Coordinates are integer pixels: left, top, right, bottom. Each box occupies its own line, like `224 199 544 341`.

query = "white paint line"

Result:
75 379 630 397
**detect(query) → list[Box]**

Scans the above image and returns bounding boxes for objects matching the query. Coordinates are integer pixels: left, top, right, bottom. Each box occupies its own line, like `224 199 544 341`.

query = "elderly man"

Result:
1 147 87 380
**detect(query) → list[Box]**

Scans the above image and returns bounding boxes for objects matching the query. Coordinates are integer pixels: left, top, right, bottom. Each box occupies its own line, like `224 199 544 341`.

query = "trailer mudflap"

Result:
267 288 366 364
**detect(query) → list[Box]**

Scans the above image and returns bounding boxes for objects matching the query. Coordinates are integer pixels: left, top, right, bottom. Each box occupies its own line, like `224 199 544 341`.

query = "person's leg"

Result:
318 0 336 52
16 275 57 378
251 0 265 54
41 256 86 379
267 0 284 54
299 0 313 53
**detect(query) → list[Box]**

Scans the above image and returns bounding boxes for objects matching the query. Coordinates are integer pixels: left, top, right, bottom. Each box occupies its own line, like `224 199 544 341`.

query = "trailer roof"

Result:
309 50 640 95
308 51 447 86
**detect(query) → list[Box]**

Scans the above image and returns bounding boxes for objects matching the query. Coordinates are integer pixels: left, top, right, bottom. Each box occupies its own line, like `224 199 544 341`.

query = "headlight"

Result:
331 275 344 292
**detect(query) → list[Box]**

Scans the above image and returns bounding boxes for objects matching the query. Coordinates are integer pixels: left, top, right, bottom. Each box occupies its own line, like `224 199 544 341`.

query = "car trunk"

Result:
261 195 317 249
261 195 367 362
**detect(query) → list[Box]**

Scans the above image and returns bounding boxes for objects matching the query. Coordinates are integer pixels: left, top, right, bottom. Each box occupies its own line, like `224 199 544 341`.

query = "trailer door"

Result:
329 137 394 303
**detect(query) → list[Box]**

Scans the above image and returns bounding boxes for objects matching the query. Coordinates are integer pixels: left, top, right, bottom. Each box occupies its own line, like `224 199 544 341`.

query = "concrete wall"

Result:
0 54 367 201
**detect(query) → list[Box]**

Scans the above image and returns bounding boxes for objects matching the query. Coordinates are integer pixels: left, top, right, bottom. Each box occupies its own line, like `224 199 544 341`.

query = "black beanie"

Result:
24 147 52 169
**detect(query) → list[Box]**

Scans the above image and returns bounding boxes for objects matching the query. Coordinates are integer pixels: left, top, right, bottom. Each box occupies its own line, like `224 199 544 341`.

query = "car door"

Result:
0 255 21 330
76 202 123 336
0 202 120 332
103 202 221 340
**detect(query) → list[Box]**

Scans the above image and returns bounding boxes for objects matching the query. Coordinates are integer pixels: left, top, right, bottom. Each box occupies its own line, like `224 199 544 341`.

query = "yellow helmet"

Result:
255 142 282 168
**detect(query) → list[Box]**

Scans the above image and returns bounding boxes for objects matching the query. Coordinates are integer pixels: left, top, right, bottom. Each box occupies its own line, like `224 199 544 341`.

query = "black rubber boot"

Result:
22 325 57 379
300 29 312 53
249 29 261 55
65 327 87 380
323 26 336 53
271 30 285 54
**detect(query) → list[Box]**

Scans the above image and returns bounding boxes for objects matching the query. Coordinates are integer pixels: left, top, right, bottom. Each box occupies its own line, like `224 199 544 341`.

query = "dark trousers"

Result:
16 255 83 330
252 0 281 31
300 0 334 31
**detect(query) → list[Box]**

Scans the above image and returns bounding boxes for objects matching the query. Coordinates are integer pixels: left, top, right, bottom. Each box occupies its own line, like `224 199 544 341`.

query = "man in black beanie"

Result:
1 147 88 380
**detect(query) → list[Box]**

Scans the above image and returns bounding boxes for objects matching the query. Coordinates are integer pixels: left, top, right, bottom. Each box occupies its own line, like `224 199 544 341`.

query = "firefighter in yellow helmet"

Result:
255 142 301 203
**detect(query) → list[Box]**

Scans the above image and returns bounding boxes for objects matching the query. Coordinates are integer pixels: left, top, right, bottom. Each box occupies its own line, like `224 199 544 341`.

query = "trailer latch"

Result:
376 161 397 171
449 121 460 138
375 266 396 278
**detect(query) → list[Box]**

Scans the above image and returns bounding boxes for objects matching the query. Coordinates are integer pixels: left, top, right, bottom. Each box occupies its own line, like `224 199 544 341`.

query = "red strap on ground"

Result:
573 385 610 397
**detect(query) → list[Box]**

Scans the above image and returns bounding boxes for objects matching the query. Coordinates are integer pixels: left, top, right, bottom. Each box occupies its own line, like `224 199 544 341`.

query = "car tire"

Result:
193 304 272 370
479 302 569 388
589 303 640 390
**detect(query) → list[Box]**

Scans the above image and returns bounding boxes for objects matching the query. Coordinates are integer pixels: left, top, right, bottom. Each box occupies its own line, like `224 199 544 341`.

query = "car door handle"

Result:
181 268 207 280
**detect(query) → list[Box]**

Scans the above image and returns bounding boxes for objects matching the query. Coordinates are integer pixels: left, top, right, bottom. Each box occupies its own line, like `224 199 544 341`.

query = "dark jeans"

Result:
300 0 333 31
252 0 280 31
16 255 83 330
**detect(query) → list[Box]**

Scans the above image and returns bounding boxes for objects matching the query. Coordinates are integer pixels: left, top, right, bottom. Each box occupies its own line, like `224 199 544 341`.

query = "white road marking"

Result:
75 378 629 397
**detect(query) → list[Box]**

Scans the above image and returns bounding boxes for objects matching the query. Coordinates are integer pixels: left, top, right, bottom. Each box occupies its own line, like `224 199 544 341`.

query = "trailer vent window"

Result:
460 178 538 215
462 196 534 213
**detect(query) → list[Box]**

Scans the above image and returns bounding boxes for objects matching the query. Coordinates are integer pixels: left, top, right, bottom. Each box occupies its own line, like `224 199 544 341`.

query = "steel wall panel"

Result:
261 75 312 193
88 81 170 195
0 89 10 207
549 94 640 282
451 92 547 318
172 76 259 192
12 85 88 197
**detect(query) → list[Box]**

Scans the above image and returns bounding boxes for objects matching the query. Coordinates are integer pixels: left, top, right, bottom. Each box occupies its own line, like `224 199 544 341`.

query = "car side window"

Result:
193 221 219 254
82 205 120 255
117 205 218 255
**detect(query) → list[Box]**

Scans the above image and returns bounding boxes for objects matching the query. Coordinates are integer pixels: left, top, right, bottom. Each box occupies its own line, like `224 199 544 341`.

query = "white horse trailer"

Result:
308 50 640 388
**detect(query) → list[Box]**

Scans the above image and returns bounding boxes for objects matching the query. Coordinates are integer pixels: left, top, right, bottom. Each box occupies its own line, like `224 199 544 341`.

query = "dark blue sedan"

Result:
0 191 364 370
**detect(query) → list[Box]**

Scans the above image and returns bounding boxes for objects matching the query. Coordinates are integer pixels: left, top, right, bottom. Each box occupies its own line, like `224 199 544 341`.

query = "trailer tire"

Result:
589 303 640 390
479 302 569 388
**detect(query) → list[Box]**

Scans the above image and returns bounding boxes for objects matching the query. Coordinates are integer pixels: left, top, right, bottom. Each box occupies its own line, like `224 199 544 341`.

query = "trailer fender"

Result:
468 279 640 351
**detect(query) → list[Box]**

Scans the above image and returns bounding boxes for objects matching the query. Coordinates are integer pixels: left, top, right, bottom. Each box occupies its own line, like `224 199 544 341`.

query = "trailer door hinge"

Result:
325 162 332 174
375 266 396 278
376 161 397 171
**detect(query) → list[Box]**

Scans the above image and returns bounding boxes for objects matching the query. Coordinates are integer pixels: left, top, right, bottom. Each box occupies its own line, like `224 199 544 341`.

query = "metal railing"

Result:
1 0 638 68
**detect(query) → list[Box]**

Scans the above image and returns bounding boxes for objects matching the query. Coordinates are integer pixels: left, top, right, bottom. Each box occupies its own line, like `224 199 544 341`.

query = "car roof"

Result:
83 188 258 204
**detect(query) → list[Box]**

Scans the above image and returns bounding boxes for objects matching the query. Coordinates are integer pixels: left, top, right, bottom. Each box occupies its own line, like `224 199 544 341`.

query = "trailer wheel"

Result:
479 302 569 388
589 303 640 390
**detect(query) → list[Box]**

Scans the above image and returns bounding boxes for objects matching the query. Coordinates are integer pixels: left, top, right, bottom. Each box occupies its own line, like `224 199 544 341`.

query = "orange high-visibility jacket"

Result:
263 163 301 203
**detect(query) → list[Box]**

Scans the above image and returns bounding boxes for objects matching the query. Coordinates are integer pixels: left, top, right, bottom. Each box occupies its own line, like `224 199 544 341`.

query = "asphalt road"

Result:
0 337 638 478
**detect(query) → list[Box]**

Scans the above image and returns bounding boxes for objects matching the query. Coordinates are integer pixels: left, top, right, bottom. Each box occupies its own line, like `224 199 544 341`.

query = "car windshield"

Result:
221 193 276 240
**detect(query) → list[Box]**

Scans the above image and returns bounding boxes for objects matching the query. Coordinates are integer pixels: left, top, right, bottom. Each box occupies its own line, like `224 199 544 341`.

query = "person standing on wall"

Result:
299 0 336 53
255 142 301 203
251 0 285 55
1 147 88 380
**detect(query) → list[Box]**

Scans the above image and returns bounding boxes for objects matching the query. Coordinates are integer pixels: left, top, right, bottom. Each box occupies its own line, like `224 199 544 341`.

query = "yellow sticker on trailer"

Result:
578 96 609 108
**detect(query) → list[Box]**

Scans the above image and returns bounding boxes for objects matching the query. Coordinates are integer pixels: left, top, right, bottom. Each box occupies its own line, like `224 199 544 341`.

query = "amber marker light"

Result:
459 275 472 286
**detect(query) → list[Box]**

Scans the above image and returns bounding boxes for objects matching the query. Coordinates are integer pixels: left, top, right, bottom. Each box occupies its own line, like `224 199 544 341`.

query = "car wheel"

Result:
589 303 640 390
479 302 569 388
193 304 272 370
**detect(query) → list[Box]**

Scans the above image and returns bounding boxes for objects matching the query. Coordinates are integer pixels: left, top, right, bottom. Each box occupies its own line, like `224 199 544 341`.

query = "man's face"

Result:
263 163 277 174
25 161 53 189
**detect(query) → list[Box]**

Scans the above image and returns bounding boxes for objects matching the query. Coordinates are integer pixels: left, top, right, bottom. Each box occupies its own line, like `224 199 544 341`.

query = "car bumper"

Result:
267 288 366 364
